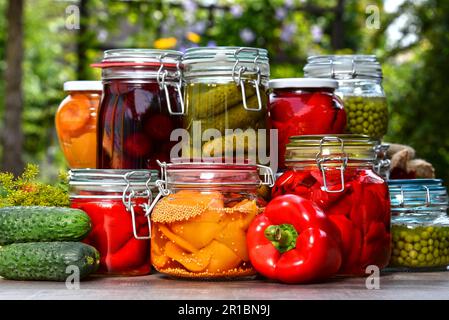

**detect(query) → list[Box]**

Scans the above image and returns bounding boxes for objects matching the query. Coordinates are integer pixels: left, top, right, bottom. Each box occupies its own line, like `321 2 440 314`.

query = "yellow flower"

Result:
154 37 178 49
186 32 201 44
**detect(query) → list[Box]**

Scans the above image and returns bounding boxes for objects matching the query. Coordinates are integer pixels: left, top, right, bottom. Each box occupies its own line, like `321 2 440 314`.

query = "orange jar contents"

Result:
56 81 102 168
69 169 157 276
150 161 274 279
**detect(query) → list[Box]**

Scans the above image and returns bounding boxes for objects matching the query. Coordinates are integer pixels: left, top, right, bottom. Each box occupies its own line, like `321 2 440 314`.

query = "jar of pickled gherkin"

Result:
182 47 270 164
304 55 388 139
148 160 275 279
388 179 449 271
93 49 184 170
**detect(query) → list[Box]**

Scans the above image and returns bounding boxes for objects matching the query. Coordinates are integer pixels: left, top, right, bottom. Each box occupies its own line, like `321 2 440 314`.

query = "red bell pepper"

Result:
247 194 342 284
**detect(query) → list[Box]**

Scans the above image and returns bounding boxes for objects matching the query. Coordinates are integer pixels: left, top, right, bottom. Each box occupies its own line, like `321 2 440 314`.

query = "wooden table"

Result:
1 271 448 300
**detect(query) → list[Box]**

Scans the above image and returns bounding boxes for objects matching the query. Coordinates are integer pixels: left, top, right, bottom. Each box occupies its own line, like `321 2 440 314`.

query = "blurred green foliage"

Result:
0 0 448 185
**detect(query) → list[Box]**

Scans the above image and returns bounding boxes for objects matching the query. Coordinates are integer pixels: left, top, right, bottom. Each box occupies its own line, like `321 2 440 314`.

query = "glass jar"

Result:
388 179 449 271
93 49 184 170
304 55 388 139
182 47 270 163
268 78 346 168
149 160 275 279
69 169 157 276
56 81 102 168
272 135 391 275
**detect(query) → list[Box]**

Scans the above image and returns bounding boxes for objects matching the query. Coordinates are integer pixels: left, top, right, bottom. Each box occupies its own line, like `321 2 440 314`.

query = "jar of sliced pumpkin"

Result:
150 161 274 279
55 81 102 168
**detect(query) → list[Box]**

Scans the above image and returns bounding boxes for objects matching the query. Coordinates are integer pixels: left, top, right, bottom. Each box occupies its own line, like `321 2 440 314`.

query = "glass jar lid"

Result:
388 179 448 212
95 49 182 67
285 134 378 163
183 46 270 78
303 55 383 80
63 81 102 92
69 169 158 196
269 78 338 89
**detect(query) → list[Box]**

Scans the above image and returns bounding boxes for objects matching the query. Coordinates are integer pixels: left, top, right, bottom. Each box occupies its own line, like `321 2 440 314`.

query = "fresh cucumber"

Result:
0 206 92 245
0 242 100 281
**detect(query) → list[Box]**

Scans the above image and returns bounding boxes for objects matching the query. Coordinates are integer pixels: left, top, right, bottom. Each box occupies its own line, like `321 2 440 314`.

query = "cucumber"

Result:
0 206 92 245
0 242 100 281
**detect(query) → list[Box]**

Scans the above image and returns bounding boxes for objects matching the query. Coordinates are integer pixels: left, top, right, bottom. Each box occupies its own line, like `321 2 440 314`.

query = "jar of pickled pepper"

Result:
93 49 184 169
272 135 391 275
69 169 157 276
56 81 102 168
388 179 449 271
268 78 346 168
182 47 270 163
149 160 275 279
304 55 388 139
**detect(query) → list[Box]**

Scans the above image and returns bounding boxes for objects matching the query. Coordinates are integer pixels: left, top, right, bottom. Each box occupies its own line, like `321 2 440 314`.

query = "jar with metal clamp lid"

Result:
304 55 388 140
69 169 158 276
181 47 270 162
93 49 184 169
148 160 275 279
272 134 391 275
388 179 449 271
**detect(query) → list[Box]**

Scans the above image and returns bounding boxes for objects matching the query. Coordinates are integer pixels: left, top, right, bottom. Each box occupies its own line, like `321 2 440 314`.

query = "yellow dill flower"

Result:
154 37 178 49
186 32 201 44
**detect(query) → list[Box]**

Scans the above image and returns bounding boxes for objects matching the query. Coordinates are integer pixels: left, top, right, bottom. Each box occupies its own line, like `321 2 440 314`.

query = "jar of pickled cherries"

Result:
388 179 449 271
304 55 388 139
149 160 275 279
272 135 391 275
56 81 102 168
93 49 184 169
182 47 270 164
69 169 157 276
268 78 346 168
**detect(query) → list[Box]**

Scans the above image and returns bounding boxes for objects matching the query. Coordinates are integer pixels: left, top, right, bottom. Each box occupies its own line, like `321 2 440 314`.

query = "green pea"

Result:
427 226 435 233
405 243 414 251
409 250 418 259
397 241 405 249
413 243 422 251
356 117 364 124
434 240 440 247
400 231 408 239
400 250 408 258
428 239 434 246
420 240 428 247
426 253 434 261
418 253 426 262
422 247 429 254
405 235 414 243
433 248 440 257
421 231 429 240
411 260 419 266
413 235 421 242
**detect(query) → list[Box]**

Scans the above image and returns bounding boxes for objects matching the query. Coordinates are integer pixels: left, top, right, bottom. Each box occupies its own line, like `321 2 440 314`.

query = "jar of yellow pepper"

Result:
149 160 275 279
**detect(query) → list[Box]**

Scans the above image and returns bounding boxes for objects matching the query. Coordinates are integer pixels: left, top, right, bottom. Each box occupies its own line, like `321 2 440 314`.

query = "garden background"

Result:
0 0 448 186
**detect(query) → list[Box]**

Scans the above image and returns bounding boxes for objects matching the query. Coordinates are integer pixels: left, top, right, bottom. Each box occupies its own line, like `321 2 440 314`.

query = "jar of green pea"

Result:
303 55 388 140
388 179 449 271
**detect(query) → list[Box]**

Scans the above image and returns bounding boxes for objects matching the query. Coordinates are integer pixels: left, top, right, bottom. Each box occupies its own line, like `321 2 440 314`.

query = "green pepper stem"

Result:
264 224 299 253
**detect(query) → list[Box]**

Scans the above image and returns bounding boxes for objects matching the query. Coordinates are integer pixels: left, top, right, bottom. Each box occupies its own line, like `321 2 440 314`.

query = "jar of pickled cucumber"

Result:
304 55 388 140
182 47 270 164
388 179 449 271
149 160 275 279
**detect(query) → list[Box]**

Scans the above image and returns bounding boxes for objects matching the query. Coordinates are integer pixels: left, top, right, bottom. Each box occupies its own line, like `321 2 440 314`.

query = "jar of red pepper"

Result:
69 169 157 276
268 78 346 168
272 135 391 275
93 49 184 169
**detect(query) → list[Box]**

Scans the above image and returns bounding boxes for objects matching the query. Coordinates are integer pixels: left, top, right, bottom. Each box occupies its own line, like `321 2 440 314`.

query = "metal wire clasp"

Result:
315 137 348 193
121 171 153 240
144 161 170 219
232 47 263 112
157 54 185 115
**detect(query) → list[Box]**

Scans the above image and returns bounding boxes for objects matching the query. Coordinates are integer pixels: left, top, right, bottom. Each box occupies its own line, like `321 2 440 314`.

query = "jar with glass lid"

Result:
272 134 391 275
69 169 158 276
93 49 184 170
182 47 270 162
304 55 388 139
388 179 449 271
149 160 275 279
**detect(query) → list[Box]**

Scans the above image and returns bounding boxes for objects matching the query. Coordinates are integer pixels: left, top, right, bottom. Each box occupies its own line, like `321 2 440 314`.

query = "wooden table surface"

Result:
1 271 449 300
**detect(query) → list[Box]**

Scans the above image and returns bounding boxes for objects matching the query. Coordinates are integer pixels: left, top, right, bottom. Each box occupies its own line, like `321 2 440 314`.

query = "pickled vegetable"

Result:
183 82 268 160
151 190 261 279
389 225 449 269
344 96 388 139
